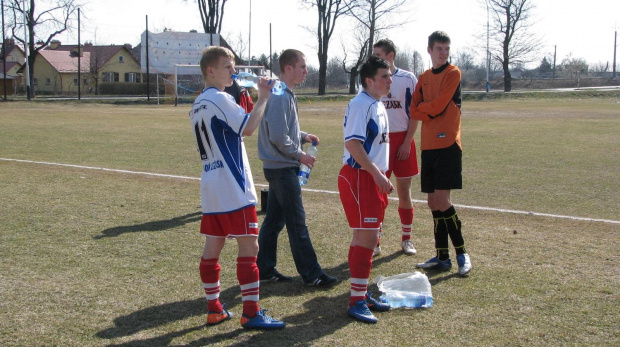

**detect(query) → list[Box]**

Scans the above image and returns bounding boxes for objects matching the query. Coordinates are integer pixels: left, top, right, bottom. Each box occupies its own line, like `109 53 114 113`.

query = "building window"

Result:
103 72 120 82
83 78 88 85
118 55 124 63
33 78 38 86
74 78 78 85
46 78 51 85
124 72 141 83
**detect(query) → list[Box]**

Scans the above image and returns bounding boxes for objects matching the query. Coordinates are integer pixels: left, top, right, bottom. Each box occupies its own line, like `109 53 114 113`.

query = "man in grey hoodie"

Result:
256 49 337 286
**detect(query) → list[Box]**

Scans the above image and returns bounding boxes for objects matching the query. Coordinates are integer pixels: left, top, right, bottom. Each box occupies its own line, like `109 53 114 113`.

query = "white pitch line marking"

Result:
2 157 619 225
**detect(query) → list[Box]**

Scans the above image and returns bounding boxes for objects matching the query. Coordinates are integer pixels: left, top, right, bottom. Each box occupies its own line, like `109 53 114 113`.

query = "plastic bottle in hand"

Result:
298 141 318 186
233 72 285 95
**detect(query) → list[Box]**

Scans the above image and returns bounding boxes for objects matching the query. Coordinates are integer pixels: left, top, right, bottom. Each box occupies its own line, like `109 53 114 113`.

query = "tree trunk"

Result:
27 1 36 99
348 66 358 94
27 53 35 99
318 52 328 95
503 65 512 92
502 43 511 92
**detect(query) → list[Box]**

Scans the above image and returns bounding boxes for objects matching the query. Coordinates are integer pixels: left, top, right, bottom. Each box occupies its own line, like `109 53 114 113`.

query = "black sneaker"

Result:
259 270 293 282
305 273 337 286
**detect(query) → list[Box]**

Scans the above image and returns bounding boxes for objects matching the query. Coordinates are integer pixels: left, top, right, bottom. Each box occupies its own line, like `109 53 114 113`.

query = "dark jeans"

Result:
257 167 323 282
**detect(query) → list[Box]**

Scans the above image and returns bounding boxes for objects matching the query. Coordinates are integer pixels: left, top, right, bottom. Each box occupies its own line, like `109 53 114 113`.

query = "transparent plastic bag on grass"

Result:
375 271 433 308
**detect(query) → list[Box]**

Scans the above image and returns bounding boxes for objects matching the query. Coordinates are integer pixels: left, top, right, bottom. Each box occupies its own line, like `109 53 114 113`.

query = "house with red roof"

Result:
29 48 90 95
44 40 143 94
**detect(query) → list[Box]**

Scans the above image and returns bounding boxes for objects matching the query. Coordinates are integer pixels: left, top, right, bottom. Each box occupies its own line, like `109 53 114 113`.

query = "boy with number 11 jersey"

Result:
189 46 285 329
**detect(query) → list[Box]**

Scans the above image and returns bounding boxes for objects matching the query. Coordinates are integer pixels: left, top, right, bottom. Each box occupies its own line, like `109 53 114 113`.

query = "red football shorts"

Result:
200 205 259 238
338 165 389 230
385 131 419 179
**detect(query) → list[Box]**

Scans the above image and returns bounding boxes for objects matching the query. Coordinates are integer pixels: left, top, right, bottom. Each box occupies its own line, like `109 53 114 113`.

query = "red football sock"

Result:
349 246 374 306
399 207 414 241
348 245 355 264
200 257 223 313
237 256 260 317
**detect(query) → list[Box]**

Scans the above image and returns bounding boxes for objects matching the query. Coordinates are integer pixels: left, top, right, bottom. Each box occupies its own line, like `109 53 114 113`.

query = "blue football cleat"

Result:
240 309 285 329
348 300 378 324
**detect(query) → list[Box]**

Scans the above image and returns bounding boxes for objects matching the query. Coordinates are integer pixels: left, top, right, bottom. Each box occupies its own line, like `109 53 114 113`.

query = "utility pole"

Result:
248 0 251 65
613 29 617 78
553 45 557 80
485 0 490 92
2 0 7 101
269 23 272 77
23 0 30 99
77 8 81 100
146 15 150 101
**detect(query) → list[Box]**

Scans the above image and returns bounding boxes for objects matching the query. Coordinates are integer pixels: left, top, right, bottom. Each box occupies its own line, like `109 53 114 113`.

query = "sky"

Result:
55 0 619 70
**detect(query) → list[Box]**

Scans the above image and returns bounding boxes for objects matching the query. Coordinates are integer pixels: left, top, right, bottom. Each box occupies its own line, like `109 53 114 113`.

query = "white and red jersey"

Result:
342 91 390 172
381 68 417 133
189 87 257 215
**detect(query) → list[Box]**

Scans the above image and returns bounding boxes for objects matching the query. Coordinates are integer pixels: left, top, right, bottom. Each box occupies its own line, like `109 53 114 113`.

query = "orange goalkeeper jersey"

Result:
409 63 462 151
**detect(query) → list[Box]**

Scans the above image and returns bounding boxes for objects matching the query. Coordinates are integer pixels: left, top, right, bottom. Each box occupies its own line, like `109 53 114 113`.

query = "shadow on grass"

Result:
98 252 407 346
93 212 202 239
103 293 356 347
425 269 463 285
184 293 355 347
96 298 205 340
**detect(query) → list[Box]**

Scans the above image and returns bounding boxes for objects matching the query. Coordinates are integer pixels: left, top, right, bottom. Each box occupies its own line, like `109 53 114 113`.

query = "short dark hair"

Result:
279 49 304 73
359 56 390 88
428 31 451 49
373 39 396 55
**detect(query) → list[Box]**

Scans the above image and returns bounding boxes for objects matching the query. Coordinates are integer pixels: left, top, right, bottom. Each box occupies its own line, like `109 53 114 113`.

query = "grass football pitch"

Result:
0 96 619 346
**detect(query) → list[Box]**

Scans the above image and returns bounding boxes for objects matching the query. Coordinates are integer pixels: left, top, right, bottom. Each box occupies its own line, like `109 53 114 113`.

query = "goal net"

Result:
169 64 268 104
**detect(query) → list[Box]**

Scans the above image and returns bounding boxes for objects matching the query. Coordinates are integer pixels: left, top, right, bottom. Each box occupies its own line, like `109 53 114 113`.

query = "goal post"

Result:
173 64 203 105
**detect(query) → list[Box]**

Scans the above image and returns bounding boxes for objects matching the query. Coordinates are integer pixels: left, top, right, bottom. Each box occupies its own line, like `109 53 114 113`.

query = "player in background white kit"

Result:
189 46 285 329
372 39 420 257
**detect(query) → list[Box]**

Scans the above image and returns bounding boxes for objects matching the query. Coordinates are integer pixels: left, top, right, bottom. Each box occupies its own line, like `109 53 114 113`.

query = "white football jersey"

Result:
342 91 390 172
380 68 418 133
189 87 257 214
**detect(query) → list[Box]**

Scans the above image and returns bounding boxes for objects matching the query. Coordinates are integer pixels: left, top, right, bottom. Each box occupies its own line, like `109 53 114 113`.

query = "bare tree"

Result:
224 31 248 63
87 44 105 95
7 0 80 99
411 49 424 76
453 49 476 71
394 49 411 71
340 0 411 95
589 61 608 74
341 23 369 94
304 65 319 88
326 56 347 87
561 53 588 79
486 0 540 92
344 0 410 59
190 0 228 34
302 0 349 95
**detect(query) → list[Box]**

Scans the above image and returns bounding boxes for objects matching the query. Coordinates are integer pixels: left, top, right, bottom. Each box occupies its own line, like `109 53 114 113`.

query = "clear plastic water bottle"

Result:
375 272 434 308
232 72 285 95
298 141 318 186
